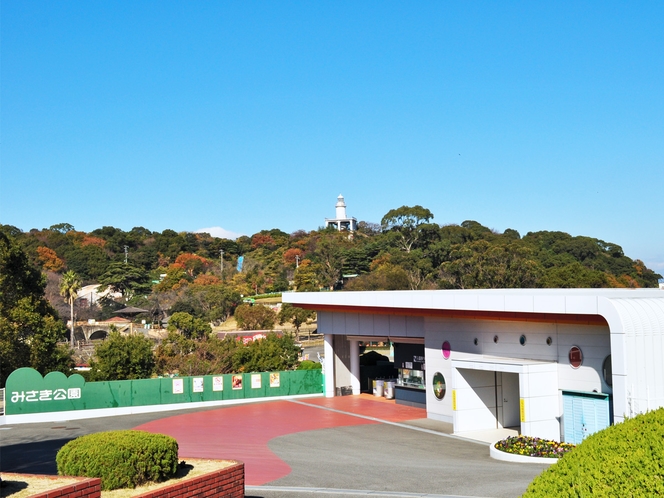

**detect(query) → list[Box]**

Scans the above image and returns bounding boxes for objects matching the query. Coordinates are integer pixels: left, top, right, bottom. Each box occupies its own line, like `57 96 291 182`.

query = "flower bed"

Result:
494 436 575 458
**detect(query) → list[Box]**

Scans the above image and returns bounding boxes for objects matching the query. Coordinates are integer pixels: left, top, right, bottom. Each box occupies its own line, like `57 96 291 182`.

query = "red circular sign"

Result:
569 346 583 368
442 341 451 359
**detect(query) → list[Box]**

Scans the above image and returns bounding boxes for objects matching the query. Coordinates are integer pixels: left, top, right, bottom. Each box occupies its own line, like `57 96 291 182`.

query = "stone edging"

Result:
489 440 559 465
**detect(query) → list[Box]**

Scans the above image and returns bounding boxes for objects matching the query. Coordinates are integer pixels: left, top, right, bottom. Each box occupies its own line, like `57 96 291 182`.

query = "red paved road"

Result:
134 396 425 485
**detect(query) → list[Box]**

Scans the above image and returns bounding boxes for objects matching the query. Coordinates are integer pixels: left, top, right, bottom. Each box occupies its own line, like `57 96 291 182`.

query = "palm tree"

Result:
60 270 81 348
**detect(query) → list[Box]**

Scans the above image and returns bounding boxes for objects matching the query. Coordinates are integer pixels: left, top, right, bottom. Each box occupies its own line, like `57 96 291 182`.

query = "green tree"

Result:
89 330 155 380
381 205 434 252
59 270 81 348
440 241 543 289
167 311 212 339
155 332 238 376
0 232 73 387
293 259 320 291
98 262 152 298
234 304 277 330
278 303 315 340
232 332 300 372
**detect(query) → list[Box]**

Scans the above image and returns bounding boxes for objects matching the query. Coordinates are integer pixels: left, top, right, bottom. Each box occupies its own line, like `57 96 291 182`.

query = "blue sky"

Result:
1 1 662 271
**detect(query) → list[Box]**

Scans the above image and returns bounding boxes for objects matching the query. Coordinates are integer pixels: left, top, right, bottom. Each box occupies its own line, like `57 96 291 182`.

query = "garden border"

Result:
489 441 558 465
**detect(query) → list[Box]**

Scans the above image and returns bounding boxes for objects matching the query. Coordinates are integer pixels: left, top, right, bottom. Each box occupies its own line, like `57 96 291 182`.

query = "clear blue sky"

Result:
1 1 662 271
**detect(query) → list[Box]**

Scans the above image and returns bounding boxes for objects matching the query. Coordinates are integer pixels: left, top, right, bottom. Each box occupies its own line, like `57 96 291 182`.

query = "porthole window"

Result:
473 338 479 346
569 346 583 369
493 335 499 344
442 341 451 359
433 372 446 400
546 336 553 346
519 335 526 346
603 355 613 387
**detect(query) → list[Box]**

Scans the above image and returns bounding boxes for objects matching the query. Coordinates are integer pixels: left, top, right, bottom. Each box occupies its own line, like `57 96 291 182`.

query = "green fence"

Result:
4 367 323 416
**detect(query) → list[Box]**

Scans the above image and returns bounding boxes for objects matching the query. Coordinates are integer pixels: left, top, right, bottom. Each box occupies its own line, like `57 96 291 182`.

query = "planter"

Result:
490 441 559 465
0 460 244 498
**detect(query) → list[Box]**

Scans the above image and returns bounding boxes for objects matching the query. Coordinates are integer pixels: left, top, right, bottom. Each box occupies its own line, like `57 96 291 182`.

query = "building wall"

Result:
318 311 425 338
424 317 611 437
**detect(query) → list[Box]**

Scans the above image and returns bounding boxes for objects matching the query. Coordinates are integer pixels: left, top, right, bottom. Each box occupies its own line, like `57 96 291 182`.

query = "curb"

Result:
489 440 559 465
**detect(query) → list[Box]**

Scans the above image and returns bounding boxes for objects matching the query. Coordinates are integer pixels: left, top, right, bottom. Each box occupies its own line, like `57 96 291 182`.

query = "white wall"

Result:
425 317 610 437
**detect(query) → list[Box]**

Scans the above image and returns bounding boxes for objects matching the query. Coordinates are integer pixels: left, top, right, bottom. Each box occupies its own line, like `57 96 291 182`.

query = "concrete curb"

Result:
489 440 558 465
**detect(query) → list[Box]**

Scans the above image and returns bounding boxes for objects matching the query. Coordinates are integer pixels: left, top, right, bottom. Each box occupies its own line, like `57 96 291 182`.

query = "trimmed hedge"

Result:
524 408 664 497
297 360 322 370
56 430 179 490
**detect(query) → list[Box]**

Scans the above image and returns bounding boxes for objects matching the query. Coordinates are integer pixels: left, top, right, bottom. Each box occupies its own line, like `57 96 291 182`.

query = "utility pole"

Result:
124 245 128 264
219 249 224 280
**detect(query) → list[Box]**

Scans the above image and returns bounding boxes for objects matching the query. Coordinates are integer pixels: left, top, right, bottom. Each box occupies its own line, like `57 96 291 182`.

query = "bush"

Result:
297 360 322 370
56 430 178 490
89 331 156 381
524 408 664 497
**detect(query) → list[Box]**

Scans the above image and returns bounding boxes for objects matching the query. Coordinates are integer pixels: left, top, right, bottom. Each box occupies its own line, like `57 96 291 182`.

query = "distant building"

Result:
324 194 357 232
659 278 664 290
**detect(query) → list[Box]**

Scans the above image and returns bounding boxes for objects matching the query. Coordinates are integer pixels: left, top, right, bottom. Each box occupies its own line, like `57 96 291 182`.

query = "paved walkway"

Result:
134 395 428 485
2 395 546 497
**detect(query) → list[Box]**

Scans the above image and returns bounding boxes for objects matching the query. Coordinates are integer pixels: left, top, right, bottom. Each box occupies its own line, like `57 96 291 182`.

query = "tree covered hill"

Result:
1 207 660 319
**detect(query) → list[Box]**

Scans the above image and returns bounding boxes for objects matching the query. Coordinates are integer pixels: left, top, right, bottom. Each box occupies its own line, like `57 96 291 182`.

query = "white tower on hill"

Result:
325 194 357 232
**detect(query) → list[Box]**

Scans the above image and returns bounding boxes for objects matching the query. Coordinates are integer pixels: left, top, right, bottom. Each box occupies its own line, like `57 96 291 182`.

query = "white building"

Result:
283 288 664 443
324 194 357 232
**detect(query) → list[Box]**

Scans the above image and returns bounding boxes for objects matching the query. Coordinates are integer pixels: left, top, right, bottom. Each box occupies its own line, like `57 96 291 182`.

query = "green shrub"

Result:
297 360 322 370
56 430 178 490
524 408 664 497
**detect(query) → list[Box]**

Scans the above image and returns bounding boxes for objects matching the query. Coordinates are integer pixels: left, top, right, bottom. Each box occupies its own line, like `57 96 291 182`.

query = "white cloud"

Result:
195 226 244 240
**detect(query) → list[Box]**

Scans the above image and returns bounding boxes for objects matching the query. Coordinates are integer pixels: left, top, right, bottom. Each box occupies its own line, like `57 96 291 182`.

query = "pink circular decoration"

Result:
442 341 451 359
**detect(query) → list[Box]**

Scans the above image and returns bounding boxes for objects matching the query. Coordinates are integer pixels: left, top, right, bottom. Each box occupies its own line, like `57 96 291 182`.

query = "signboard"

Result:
192 378 204 393
212 376 224 392
173 378 184 394
251 374 261 389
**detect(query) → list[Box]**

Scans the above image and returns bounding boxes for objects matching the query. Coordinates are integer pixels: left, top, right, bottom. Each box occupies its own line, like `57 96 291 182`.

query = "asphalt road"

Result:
0 403 546 497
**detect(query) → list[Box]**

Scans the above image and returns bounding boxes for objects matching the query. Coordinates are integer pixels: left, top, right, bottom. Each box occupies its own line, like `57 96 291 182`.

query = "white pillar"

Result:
350 339 361 395
324 334 335 397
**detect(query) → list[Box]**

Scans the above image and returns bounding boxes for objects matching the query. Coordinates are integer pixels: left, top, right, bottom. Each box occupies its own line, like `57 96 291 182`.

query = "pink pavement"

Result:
133 396 425 485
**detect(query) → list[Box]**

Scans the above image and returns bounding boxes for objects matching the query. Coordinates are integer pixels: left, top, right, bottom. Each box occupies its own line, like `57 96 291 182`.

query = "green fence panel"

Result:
5 368 323 416
225 373 245 400
201 375 226 402
265 371 290 397
131 378 161 407
244 372 267 399
159 377 192 405
289 370 323 395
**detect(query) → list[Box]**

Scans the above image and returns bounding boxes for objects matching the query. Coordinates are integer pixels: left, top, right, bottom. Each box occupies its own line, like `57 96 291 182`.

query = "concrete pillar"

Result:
350 339 361 395
324 334 335 398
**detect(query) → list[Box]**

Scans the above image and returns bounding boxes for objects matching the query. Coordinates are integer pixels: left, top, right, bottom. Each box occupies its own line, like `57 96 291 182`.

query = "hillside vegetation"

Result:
1 208 660 386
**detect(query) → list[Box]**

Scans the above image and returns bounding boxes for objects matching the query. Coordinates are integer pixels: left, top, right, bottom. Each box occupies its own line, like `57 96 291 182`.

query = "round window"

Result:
569 346 583 369
442 341 451 359
493 335 499 343
473 338 479 346
433 372 446 400
519 335 526 346
603 355 612 387
546 336 553 346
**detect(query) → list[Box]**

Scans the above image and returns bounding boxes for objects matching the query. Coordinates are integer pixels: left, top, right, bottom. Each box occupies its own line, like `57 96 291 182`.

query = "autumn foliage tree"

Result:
36 246 65 272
